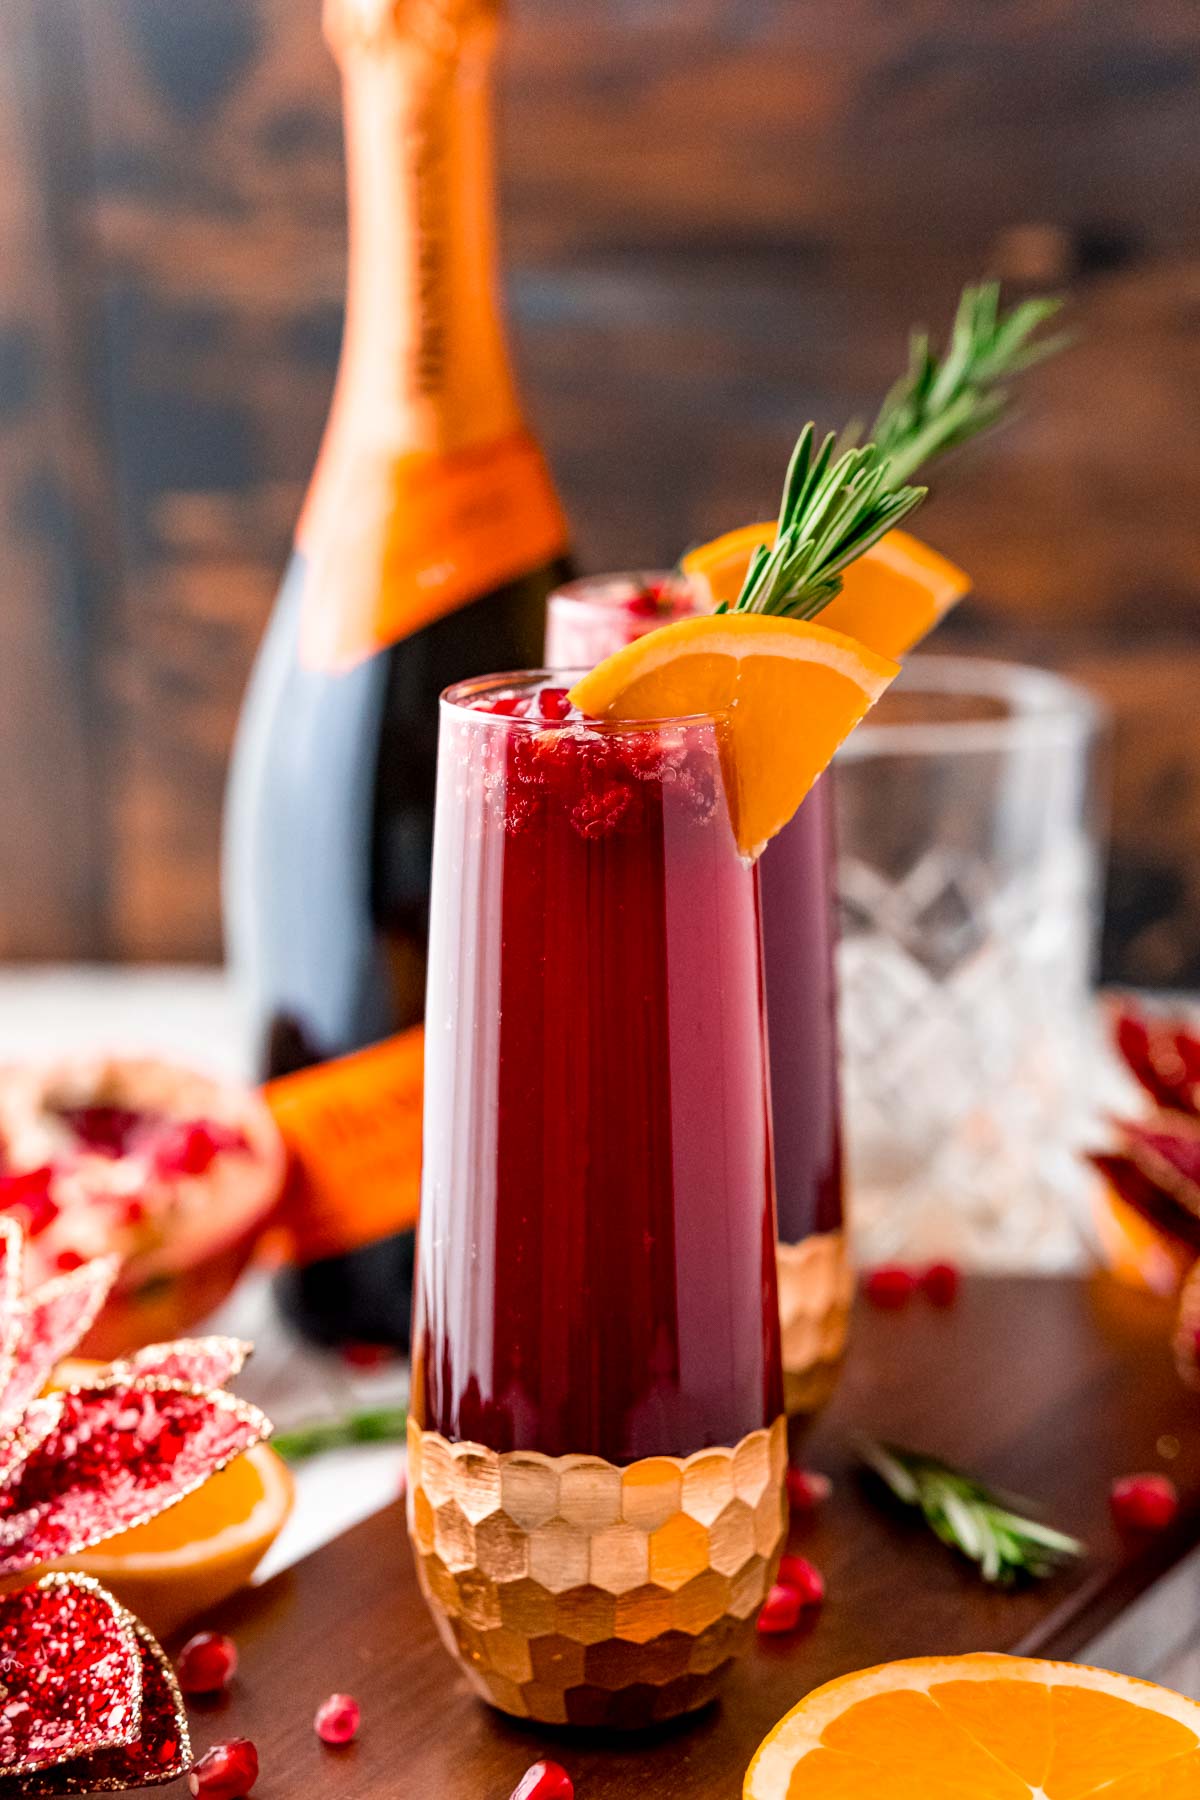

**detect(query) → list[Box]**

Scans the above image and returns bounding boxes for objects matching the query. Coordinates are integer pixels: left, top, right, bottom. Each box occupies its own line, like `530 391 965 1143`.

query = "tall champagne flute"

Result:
546 576 853 1435
408 672 786 1729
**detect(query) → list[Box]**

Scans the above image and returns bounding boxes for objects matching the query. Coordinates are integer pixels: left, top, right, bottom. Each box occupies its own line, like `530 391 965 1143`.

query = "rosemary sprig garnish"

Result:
729 430 926 620
728 280 1065 621
866 281 1068 488
859 1438 1085 1585
272 1404 408 1464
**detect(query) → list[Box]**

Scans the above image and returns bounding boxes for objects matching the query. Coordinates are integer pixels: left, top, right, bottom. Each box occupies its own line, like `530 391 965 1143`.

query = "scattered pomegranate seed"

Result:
54 1249 85 1273
341 1341 391 1371
756 1582 803 1635
920 1261 961 1307
1111 1472 1180 1532
187 1739 259 1799
314 1693 360 1746
776 1554 826 1607
864 1265 918 1309
787 1468 832 1512
509 1760 573 1800
486 695 527 716
625 583 666 616
537 686 571 721
176 1631 238 1696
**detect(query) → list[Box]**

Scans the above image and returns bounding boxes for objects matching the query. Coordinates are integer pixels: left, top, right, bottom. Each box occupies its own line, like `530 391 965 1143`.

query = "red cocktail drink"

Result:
408 673 786 1727
546 577 851 1422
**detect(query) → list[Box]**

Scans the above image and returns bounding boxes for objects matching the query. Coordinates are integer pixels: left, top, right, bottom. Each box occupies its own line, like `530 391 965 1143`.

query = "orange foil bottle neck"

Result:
299 0 566 672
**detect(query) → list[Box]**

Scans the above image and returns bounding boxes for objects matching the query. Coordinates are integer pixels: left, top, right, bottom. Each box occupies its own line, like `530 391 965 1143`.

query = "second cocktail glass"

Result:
408 673 787 1729
546 576 853 1430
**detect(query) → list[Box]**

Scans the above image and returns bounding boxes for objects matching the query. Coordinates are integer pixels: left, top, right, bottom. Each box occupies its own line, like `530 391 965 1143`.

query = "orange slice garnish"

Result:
745 1654 1200 1800
682 521 970 659
568 612 897 858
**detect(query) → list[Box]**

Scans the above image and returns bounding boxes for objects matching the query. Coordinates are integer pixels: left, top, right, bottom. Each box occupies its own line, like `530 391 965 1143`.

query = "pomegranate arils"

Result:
756 1582 803 1635
0 1165 60 1237
777 1553 826 1607
154 1118 245 1179
54 1248 85 1273
176 1631 238 1696
509 1759 574 1800
59 1104 147 1157
537 685 571 721
1111 1472 1180 1532
188 1737 259 1799
865 1265 917 1310
787 1467 832 1511
920 1261 961 1307
314 1692 360 1746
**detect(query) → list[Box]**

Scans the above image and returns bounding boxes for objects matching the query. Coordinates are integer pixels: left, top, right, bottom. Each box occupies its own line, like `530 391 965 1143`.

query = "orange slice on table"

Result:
48 1359 293 1638
682 521 970 659
744 1653 1200 1800
568 612 897 858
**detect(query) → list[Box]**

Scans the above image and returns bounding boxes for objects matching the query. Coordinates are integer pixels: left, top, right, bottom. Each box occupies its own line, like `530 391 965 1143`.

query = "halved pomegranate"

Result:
0 1057 284 1357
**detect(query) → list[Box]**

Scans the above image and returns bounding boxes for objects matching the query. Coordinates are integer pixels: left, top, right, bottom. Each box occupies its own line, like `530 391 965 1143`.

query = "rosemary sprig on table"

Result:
859 1438 1085 1585
728 281 1065 621
272 1404 408 1464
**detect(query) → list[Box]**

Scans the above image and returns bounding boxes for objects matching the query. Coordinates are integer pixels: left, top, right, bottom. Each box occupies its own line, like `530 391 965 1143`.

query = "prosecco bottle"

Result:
223 0 570 1348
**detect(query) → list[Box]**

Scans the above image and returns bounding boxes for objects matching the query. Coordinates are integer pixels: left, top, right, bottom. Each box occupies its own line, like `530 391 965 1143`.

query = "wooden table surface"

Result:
184 1276 1200 1799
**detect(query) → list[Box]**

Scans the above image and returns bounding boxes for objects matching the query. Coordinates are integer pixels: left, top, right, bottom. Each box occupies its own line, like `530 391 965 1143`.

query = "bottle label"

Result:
296 427 566 673
264 1026 424 1263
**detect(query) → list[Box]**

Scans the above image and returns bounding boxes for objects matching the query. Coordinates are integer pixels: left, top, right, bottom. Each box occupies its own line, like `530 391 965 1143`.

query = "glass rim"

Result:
840 654 1108 760
546 570 693 613
439 670 719 732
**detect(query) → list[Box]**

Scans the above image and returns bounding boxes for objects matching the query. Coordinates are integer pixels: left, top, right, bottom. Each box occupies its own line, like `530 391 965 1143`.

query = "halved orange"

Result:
56 1439 293 1639
1092 1182 1194 1296
745 1654 1200 1800
681 522 970 660
48 1358 293 1638
568 612 897 858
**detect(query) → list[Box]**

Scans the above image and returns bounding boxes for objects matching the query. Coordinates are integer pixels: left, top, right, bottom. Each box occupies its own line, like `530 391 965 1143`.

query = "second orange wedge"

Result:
682 521 970 660
568 612 897 858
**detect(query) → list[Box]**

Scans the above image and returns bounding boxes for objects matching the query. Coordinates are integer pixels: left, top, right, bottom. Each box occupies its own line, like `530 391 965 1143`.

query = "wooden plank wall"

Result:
1 0 1198 982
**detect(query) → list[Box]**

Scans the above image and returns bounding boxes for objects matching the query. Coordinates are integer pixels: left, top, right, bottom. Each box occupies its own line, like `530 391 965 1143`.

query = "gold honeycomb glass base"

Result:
407 1414 787 1728
777 1228 854 1422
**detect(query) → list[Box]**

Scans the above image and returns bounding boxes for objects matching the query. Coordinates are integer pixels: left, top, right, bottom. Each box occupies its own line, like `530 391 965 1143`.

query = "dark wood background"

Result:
1 1 1198 979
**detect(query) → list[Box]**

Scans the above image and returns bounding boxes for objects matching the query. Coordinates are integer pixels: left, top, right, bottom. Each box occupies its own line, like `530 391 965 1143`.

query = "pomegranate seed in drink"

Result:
1110 1473 1179 1532
756 1583 803 1635
187 1739 259 1799
864 1265 917 1310
176 1630 238 1695
536 685 571 721
509 1760 573 1800
776 1553 825 1607
314 1692 361 1745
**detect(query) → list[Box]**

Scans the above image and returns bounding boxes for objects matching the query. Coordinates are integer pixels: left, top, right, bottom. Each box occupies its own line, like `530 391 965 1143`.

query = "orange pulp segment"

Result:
49 1395 293 1638
568 611 897 858
681 522 970 659
744 1654 1200 1800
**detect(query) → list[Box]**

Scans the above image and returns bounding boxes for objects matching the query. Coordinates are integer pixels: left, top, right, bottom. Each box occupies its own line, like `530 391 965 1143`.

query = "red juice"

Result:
411 676 782 1462
545 575 846 1252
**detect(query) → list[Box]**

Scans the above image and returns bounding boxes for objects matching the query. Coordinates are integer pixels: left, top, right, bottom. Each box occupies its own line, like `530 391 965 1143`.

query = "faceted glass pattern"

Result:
834 658 1106 1273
